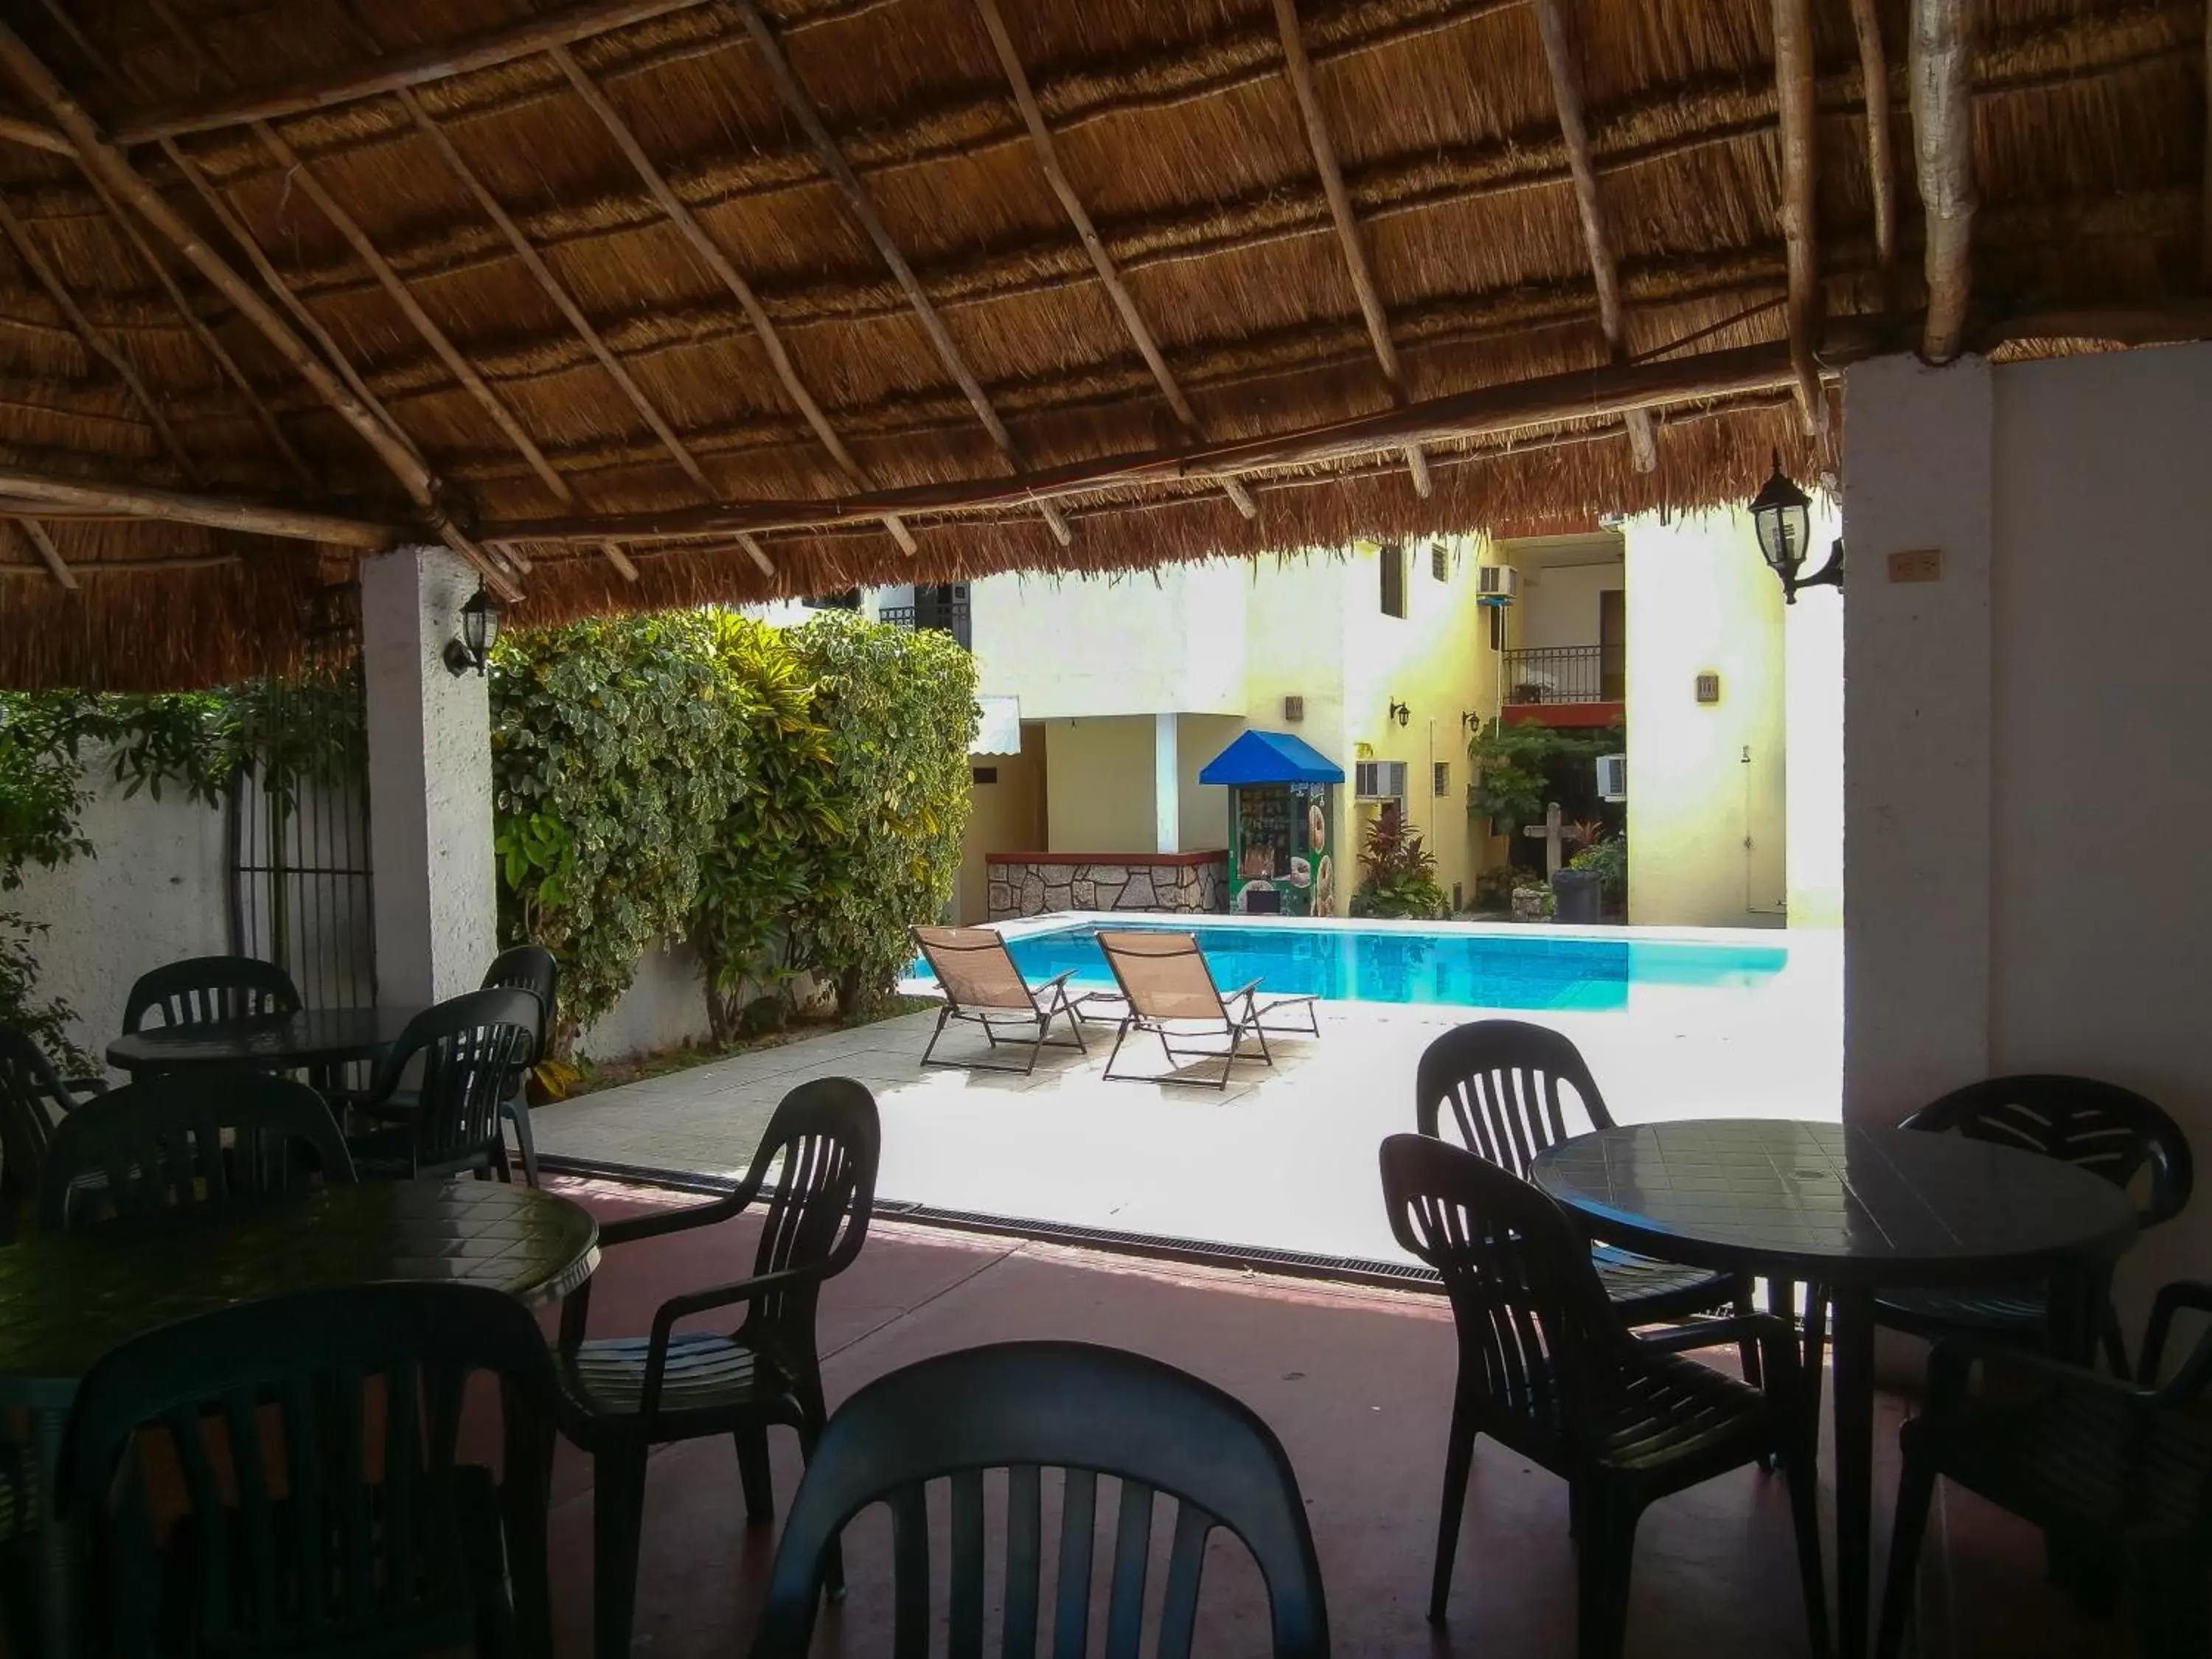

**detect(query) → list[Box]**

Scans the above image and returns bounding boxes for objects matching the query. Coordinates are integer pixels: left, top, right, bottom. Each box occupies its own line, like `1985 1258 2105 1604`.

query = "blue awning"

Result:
1197 729 1346 786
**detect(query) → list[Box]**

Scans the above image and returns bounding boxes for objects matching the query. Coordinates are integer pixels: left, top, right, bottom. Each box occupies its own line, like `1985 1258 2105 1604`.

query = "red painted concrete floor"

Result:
526 1178 2135 1658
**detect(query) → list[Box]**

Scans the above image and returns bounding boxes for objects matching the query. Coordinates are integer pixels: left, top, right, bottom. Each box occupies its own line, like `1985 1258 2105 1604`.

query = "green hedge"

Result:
490 609 978 1047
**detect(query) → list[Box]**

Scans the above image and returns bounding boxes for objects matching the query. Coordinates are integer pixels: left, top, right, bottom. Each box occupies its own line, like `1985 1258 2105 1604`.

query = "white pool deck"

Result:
531 919 1841 1263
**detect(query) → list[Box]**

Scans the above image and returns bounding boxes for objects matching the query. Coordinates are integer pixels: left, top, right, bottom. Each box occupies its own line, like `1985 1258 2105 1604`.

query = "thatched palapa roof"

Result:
0 0 2204 686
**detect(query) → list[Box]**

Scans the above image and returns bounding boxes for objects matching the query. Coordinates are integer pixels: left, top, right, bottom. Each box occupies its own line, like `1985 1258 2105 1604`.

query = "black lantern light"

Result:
1388 699 1411 728
443 585 503 677
1749 451 1843 604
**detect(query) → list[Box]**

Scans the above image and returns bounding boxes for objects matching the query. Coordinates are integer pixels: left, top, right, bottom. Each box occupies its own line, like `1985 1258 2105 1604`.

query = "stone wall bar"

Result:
986 849 1228 922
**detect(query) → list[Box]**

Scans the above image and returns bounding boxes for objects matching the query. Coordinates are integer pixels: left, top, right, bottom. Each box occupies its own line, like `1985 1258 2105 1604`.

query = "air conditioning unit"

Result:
1596 753 1627 803
1282 695 1305 723
1355 759 1408 802
1476 565 1520 605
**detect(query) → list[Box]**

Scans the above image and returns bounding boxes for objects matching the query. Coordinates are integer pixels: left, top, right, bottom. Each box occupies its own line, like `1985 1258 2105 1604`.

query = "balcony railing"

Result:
878 588 972 650
1503 644 1623 704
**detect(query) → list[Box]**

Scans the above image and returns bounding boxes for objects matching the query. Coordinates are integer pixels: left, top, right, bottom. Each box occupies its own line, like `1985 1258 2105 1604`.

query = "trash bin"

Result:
1551 867 1602 924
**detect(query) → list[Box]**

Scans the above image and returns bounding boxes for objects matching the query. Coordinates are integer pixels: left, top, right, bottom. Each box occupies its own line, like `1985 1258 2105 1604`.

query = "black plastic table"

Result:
0 1178 598 1659
1530 1119 2138 1659
104 1004 425 1077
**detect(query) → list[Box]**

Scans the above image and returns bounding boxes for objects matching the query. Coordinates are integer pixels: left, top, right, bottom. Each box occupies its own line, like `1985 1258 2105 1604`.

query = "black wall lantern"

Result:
443 585 503 677
1750 451 1843 604
1388 699 1411 728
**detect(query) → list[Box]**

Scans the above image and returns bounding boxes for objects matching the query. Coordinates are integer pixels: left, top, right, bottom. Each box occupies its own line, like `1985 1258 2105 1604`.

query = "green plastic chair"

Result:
119 954 301 1034
481 944 558 1186
58 1281 559 1658
0 1021 106 1242
747 1340 1332 1659
36 1068 354 1232
345 988 539 1180
554 1077 880 1659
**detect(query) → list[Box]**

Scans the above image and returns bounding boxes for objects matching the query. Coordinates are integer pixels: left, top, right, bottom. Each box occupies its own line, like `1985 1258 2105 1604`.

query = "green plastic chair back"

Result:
121 955 301 1034
58 1281 559 1658
37 1070 353 1232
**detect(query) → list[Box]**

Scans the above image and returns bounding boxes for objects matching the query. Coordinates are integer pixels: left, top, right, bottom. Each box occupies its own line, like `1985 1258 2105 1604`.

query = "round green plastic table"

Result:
0 1178 599 1659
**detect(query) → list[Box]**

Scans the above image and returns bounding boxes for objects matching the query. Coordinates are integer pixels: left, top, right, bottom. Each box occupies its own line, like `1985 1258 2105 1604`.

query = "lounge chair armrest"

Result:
59 1076 108 1099
1222 979 1265 1009
1036 969 1079 990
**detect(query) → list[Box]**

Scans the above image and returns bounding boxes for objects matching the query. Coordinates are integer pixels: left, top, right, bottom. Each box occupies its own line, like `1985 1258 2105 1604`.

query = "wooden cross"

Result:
1522 800 1568 877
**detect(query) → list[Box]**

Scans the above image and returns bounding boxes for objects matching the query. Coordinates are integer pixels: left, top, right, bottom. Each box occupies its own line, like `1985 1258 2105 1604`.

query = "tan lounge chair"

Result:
911 926 1091 1074
1093 930 1321 1089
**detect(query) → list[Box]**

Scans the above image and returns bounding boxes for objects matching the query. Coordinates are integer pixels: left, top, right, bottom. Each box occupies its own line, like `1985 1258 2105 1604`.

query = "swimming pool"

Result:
911 920 1788 1012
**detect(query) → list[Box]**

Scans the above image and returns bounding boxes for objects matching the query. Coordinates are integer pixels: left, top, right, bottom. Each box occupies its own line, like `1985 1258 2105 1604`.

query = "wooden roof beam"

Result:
114 0 718 147
484 324 1897 544
0 191 198 480
549 41 893 571
973 0 1255 521
0 461 400 546
718 0 1074 546
1528 0 1655 472
0 25 518 598
1909 0 1978 364
1271 0 1433 498
144 4 633 581
1851 0 1898 299
33 1 314 488
13 518 76 588
1771 0 1825 431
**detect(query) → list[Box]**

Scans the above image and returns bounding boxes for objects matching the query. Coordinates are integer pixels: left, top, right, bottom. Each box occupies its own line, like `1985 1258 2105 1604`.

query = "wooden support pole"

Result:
1851 0 1898 298
0 463 400 546
1270 0 1432 496
1528 0 1656 470
13 518 76 588
1772 0 1826 430
718 0 1074 544
0 192 198 479
0 27 518 597
549 41 896 562
1909 0 1978 364
973 0 1255 519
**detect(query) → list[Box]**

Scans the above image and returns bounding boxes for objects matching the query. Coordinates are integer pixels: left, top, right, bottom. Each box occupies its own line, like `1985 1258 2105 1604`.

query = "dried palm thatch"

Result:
0 0 2204 686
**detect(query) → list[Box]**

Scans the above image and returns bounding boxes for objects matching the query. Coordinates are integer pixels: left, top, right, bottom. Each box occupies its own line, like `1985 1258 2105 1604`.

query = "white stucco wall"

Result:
1843 340 2212 1324
577 941 710 1063
10 753 230 1062
1784 539 1844 930
968 565 1249 719
1624 508 1788 928
1518 543 1624 650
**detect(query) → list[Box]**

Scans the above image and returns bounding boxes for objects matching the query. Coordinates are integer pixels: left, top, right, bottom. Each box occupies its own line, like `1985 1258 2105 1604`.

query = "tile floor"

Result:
533 942 1842 1262
530 1179 2130 1659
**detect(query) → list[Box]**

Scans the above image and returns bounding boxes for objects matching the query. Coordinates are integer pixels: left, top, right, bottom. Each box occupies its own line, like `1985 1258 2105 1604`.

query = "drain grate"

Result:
534 1154 1443 1293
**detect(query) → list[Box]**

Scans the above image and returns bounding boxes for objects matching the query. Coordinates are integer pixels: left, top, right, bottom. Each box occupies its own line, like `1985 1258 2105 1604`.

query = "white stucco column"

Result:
1153 713 1179 853
359 546 496 1008
1839 355 1994 1124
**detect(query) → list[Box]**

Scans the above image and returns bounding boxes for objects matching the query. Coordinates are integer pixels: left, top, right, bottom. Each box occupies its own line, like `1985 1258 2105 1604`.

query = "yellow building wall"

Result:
1624 507 1788 928
1043 717 1158 853
954 723 1046 923
1176 713 1244 852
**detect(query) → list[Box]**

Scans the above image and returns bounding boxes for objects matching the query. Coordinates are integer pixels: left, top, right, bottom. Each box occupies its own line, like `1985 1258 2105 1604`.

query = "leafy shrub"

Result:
490 613 746 1041
1567 834 1628 905
779 613 978 1016
1349 802 1447 919
1467 718 1623 831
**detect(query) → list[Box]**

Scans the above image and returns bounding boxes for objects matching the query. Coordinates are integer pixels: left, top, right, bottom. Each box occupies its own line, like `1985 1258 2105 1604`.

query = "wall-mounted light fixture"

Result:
442 585 504 677
1388 699 1411 728
1461 710 1482 733
1749 451 1843 604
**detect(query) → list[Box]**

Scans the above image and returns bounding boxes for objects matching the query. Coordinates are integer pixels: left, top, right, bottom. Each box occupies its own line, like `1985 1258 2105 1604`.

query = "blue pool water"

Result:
912 922 1787 1012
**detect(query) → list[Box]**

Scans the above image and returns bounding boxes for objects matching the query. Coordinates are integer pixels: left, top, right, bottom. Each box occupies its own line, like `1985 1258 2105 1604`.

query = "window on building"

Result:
804 588 860 611
1433 761 1452 798
1430 542 1450 582
1380 543 1406 618
1487 605 1506 651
